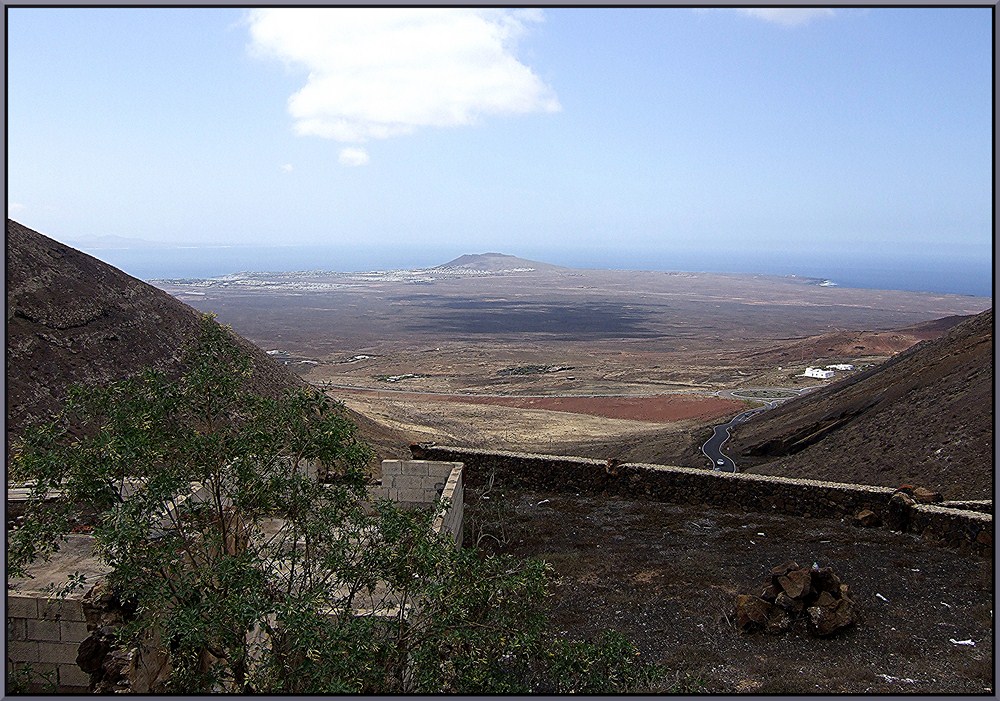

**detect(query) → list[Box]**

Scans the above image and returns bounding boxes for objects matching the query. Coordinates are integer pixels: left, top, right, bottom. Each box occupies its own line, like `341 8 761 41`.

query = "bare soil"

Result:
470 484 994 694
154 265 992 493
331 387 742 423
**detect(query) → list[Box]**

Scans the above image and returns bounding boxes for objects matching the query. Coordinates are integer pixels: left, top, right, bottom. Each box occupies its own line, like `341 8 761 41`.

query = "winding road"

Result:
700 387 817 472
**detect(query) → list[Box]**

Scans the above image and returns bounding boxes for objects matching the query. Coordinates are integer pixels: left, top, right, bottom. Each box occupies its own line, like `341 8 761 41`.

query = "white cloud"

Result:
735 8 835 27
247 8 560 144
279 163 294 173
338 147 370 167
8 201 25 214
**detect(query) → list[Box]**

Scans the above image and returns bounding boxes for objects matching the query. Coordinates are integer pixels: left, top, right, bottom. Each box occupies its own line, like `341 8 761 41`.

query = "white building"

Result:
826 364 854 371
803 367 835 379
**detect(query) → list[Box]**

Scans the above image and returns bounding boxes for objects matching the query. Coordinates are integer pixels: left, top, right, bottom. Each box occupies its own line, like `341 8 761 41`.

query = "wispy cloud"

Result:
338 147 370 167
279 163 294 173
8 201 25 214
735 8 836 27
247 8 560 145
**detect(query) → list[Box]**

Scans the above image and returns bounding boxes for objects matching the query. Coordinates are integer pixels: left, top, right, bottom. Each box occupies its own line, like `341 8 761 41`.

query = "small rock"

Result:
76 630 111 674
775 591 804 614
912 487 943 504
770 560 801 578
778 568 812 599
853 508 882 527
886 492 914 531
813 590 837 609
807 597 857 636
734 594 788 633
810 567 842 594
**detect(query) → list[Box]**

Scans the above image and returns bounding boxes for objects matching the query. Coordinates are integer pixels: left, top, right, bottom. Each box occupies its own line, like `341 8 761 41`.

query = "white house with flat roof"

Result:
803 367 835 379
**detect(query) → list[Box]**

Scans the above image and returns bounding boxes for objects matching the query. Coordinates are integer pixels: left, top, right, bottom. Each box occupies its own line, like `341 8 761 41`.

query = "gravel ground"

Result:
471 486 994 694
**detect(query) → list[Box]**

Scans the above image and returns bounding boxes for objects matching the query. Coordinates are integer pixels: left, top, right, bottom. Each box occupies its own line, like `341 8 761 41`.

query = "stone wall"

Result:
910 503 993 553
410 445 992 557
6 592 91 692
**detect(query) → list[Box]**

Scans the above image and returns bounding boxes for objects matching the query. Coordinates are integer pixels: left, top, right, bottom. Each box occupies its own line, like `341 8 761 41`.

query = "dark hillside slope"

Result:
729 309 993 499
6 220 408 459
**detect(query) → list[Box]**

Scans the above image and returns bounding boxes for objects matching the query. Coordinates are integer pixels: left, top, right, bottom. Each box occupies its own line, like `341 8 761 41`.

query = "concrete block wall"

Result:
431 465 464 548
410 445 991 557
370 460 464 548
6 592 91 692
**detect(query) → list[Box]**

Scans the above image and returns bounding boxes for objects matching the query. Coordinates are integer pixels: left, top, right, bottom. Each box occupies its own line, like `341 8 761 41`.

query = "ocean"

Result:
82 244 992 298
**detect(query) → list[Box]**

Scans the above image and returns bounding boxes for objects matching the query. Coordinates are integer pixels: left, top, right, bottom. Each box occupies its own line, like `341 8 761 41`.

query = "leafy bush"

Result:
9 315 662 694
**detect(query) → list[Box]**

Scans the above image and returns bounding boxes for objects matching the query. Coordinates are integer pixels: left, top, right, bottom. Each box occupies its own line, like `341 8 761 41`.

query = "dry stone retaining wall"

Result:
410 445 991 557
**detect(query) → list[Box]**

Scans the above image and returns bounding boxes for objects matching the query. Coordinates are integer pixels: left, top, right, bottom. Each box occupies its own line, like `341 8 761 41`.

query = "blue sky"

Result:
5 7 994 279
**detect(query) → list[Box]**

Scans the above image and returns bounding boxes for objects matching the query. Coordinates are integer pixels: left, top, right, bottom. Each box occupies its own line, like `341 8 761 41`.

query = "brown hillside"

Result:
5 220 407 460
743 314 971 365
729 308 993 499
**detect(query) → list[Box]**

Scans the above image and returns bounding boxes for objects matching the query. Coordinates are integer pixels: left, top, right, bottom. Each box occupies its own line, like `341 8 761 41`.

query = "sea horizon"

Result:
73 243 992 299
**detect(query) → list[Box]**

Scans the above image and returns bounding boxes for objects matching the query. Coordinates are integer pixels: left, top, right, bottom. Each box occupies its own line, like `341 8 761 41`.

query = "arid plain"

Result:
153 254 991 467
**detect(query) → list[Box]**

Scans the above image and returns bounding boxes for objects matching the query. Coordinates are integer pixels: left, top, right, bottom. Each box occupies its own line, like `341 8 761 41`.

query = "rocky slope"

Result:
729 308 993 499
6 219 407 459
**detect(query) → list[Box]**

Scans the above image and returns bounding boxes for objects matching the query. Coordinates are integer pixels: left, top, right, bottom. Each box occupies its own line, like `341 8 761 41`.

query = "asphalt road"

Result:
700 387 817 472
700 410 755 473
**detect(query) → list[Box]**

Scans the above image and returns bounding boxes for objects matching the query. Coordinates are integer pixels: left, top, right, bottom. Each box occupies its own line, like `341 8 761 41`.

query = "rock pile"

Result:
734 561 857 637
885 484 944 531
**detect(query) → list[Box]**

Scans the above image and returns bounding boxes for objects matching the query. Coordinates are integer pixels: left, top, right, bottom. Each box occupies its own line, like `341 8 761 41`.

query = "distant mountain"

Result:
729 309 993 499
5 219 408 460
433 252 568 273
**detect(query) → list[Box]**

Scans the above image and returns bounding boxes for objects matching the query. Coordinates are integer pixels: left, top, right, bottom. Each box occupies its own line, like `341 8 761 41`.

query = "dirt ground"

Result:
334 389 732 467
468 485 994 694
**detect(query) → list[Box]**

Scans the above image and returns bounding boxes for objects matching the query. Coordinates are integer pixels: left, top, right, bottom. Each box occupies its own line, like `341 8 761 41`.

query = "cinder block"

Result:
396 488 424 503
7 640 40 664
38 641 80 664
380 460 402 477
402 461 431 476
58 663 92 688
39 597 87 622
392 475 429 491
60 620 90 642
26 618 62 642
7 594 39 619
9 617 28 640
